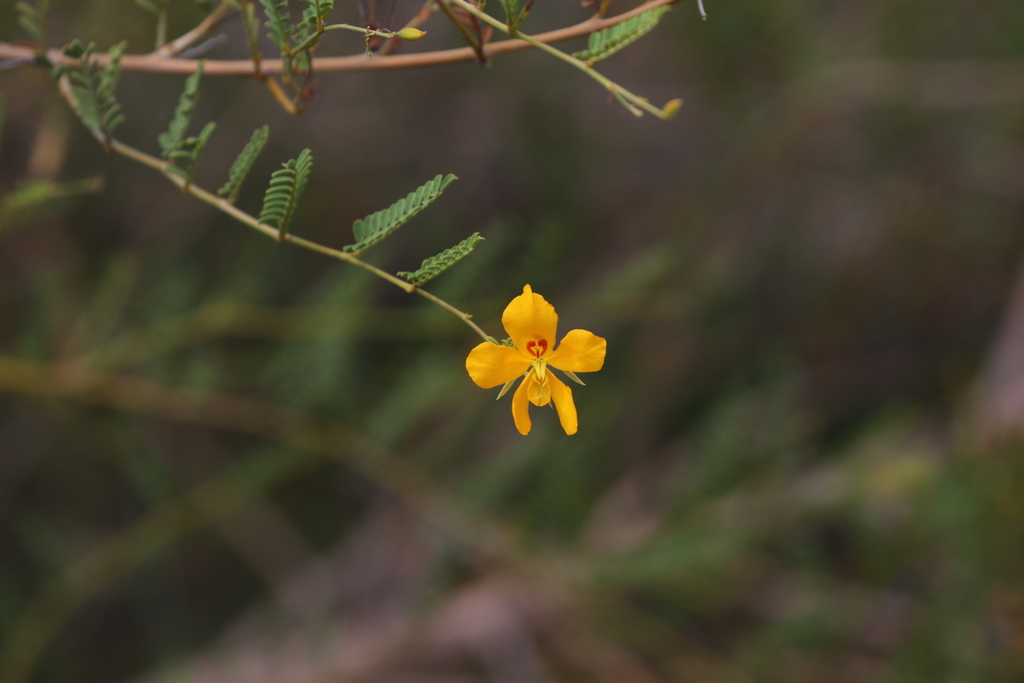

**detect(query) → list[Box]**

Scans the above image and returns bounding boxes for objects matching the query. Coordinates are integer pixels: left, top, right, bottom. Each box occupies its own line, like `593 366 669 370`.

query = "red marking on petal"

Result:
526 339 548 358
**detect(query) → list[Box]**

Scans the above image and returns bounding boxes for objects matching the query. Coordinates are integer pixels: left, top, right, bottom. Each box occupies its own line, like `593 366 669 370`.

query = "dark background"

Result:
3 0 1024 681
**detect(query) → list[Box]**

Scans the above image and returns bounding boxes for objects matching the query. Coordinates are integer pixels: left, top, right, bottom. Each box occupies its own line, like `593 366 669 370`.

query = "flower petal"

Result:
548 374 578 435
502 285 558 356
548 329 607 374
511 375 532 435
466 342 531 388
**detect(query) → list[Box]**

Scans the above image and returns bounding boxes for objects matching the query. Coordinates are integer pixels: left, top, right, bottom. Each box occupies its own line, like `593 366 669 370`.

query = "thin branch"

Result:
414 288 489 340
0 57 35 71
381 0 441 55
0 0 681 75
58 103 490 340
146 0 235 58
178 33 231 59
432 0 489 65
155 6 169 50
263 76 300 113
449 0 680 118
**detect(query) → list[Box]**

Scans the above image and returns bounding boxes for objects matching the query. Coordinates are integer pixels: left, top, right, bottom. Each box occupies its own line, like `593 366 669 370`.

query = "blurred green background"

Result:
4 0 1024 681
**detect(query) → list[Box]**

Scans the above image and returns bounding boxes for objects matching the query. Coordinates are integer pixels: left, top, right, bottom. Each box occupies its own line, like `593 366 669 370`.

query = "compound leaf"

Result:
158 60 205 157
67 41 126 140
166 121 216 189
344 173 457 253
258 148 312 237
573 6 670 65
398 232 483 286
16 0 49 44
218 125 269 202
260 0 291 53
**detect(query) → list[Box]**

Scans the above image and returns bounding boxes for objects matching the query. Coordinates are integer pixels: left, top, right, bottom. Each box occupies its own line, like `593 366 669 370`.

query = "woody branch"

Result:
0 0 681 76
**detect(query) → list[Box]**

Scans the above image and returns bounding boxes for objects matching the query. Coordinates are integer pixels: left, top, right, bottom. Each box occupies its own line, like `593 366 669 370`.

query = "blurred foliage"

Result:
3 0 1024 682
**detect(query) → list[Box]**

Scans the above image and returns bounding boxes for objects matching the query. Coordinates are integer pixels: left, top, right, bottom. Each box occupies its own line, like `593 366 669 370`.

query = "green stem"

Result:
292 24 404 56
322 23 397 38
449 0 678 119
290 28 325 55
415 288 489 340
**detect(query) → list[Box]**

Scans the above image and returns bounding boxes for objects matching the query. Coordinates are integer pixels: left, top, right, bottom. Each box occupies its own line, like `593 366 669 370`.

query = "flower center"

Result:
525 339 550 381
526 339 548 359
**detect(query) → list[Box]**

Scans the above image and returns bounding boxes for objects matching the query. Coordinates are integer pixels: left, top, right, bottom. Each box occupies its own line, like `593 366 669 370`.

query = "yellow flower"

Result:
466 285 606 435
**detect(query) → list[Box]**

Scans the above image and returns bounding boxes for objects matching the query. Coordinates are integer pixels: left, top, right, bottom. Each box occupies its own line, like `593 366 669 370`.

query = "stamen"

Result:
534 359 547 381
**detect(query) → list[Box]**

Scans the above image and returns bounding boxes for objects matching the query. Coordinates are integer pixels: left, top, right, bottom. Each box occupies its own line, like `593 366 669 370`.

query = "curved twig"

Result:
146 0 235 58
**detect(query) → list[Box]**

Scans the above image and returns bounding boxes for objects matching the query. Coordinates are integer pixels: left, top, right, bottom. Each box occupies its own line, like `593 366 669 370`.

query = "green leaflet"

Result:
67 41 126 140
218 125 269 203
258 149 313 237
15 0 49 44
344 174 457 254
260 0 292 53
158 60 205 157
398 232 483 286
166 121 216 189
572 6 670 65
58 37 87 68
158 61 216 187
301 0 334 27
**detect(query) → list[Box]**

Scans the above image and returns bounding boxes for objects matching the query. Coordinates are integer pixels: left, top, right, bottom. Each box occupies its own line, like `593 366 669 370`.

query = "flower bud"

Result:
397 27 427 41
662 99 683 119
